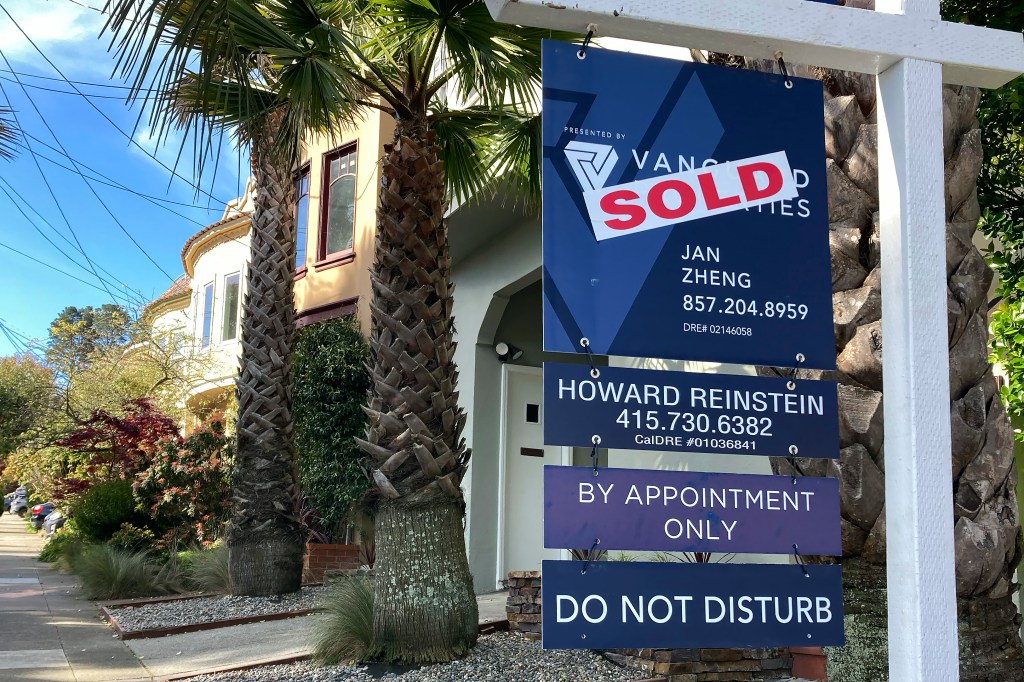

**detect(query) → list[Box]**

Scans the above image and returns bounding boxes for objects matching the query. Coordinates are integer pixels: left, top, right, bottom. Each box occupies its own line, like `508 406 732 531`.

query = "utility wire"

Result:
0 75 137 99
0 178 149 305
22 130 220 214
0 44 175 283
0 240 136 302
0 62 118 302
0 4 232 207
0 68 163 93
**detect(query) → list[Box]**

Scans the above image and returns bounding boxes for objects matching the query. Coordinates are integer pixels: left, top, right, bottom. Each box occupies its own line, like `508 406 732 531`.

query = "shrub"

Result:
38 530 81 564
311 576 374 664
181 545 230 594
134 418 232 546
293 316 371 541
107 523 157 552
70 544 182 600
70 480 140 543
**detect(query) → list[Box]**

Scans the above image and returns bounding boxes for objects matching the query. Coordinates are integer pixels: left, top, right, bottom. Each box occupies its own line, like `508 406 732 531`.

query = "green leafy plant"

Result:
108 523 157 552
134 417 232 546
311 576 375 665
70 544 182 600
181 545 230 594
38 530 81 564
69 480 141 543
293 317 371 542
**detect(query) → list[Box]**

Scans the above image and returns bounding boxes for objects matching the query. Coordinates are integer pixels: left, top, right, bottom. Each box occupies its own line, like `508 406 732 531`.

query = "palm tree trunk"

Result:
228 110 304 596
360 119 477 663
754 36 1023 678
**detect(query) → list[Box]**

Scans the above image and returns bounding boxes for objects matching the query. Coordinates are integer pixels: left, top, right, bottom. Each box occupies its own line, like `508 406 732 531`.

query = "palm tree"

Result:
104 0 370 596
107 0 566 658
740 3 1024 675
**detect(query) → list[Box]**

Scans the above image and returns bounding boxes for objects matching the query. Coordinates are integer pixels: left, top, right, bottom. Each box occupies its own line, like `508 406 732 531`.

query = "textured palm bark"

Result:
358 119 477 662
751 5 1023 673
228 110 304 596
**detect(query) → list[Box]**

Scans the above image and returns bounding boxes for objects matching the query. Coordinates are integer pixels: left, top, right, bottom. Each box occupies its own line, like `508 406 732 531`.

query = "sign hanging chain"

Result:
792 544 810 578
577 23 598 59
773 50 794 89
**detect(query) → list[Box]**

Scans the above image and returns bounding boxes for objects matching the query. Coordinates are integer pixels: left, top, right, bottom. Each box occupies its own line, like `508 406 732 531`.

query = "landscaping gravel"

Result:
112 587 325 633
182 632 651 681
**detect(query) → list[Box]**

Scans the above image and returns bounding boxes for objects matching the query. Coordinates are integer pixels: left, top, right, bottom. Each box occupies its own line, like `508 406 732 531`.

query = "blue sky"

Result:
0 0 247 355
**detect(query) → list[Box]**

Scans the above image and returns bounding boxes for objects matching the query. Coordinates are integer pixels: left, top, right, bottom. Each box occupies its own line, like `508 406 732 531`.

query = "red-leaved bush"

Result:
134 417 233 545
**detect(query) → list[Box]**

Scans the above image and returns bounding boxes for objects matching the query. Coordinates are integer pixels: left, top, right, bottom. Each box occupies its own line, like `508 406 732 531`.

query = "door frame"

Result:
495 363 571 590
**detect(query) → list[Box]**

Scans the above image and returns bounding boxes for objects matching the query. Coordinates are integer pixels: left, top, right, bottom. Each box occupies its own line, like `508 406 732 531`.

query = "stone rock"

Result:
837 384 884 453
842 124 879 200
837 320 883 391
837 443 885 532
825 95 867 163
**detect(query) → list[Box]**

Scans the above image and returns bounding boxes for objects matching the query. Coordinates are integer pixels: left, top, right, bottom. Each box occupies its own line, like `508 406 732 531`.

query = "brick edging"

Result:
100 605 318 640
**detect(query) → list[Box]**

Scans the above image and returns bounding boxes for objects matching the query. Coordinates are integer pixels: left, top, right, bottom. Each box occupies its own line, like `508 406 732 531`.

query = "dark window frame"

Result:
315 143 358 270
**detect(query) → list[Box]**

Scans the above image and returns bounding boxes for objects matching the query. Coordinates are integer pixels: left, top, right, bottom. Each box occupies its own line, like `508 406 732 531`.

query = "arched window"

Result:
319 145 357 262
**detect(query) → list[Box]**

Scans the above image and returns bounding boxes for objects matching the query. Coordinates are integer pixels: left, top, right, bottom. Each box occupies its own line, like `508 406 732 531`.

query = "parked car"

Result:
42 510 65 537
10 489 28 518
30 503 55 531
2 492 11 512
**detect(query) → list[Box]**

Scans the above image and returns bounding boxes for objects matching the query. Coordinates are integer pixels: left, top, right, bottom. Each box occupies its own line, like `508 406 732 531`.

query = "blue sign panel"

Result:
542 41 834 369
542 560 844 649
544 465 840 555
544 362 838 458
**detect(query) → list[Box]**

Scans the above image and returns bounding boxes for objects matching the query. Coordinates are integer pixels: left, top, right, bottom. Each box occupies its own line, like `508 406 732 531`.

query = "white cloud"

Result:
0 0 106 63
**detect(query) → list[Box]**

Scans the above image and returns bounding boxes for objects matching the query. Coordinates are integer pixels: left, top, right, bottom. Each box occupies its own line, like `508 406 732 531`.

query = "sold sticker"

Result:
582 151 798 241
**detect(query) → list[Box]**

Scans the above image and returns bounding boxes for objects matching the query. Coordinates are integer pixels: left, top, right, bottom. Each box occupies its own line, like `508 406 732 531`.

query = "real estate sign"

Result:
543 362 838 458
542 560 845 649
542 40 834 369
543 465 841 555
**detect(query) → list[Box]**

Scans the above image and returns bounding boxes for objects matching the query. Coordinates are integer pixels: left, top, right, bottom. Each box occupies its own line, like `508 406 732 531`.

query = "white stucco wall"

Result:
187 232 250 396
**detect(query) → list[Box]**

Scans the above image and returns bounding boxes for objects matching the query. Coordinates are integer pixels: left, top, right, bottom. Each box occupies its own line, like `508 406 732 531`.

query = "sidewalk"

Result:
0 513 152 682
0 513 512 681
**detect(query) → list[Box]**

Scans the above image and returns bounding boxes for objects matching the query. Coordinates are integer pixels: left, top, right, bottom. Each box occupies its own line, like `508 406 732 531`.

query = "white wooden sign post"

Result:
485 0 1024 679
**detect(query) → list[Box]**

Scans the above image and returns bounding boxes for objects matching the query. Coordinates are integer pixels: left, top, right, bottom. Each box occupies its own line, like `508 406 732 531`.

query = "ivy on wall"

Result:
293 315 372 542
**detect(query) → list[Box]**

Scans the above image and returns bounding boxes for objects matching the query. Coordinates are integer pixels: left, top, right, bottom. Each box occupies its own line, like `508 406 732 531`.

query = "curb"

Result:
158 653 311 681
100 605 318 640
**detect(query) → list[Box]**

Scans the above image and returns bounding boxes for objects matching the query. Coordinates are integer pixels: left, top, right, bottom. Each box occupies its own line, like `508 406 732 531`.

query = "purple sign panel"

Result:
542 560 845 650
544 362 839 458
544 465 840 556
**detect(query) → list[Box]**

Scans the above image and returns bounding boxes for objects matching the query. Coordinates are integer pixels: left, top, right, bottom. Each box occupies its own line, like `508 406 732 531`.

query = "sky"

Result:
0 0 247 355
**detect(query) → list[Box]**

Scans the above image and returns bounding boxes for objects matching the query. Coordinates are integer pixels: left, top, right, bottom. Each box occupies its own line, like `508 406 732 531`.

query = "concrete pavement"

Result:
0 513 152 682
1 513 512 681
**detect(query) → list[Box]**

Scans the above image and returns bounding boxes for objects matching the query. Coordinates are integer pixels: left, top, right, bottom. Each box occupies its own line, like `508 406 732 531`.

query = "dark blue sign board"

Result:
542 41 834 369
544 362 838 458
544 465 841 556
542 560 844 649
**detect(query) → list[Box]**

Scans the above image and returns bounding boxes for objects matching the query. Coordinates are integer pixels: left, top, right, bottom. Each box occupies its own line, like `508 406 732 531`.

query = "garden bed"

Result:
100 586 326 640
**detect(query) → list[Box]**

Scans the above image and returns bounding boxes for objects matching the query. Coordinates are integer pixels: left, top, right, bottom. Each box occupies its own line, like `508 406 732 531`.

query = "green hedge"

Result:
293 316 371 540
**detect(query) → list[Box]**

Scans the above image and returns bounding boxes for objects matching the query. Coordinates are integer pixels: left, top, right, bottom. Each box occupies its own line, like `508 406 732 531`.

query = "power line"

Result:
0 68 163 93
0 75 137 99
22 130 221 215
0 178 148 305
0 58 119 302
0 44 175 283
0 239 137 302
0 5 232 208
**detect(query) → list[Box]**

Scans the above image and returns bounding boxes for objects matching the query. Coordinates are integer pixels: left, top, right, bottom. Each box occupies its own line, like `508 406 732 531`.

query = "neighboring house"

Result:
146 181 254 426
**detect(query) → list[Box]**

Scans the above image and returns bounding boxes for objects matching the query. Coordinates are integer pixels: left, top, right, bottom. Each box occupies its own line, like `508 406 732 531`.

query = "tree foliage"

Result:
293 316 371 541
0 354 54 458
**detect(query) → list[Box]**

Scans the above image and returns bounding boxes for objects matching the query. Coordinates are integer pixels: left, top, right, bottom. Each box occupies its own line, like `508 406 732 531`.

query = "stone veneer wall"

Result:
505 571 796 680
506 570 542 640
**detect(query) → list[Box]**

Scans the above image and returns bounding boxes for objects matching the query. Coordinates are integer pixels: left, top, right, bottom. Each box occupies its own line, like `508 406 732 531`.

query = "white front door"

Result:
499 365 563 582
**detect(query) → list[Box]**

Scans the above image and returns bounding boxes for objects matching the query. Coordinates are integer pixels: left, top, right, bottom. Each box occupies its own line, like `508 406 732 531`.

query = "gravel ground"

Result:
112 587 325 633
182 632 651 682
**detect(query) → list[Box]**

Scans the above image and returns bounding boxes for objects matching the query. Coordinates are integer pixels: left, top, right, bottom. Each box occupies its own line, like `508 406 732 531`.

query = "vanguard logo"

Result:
564 143 800 241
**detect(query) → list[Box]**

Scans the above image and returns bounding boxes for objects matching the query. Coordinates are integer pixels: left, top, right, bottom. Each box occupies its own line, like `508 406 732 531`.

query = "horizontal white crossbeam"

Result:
485 0 1024 88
